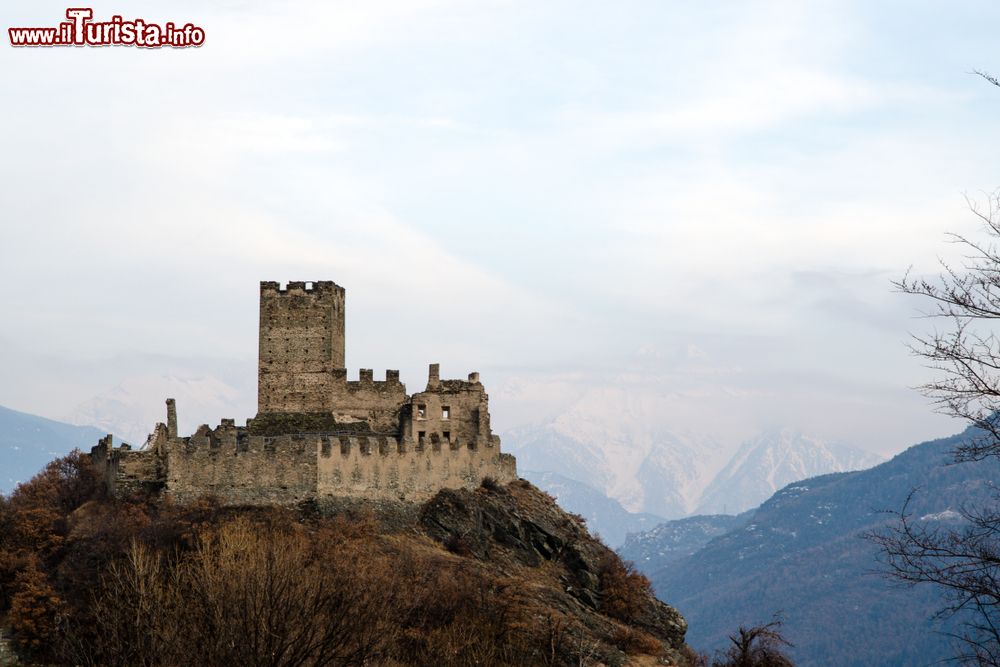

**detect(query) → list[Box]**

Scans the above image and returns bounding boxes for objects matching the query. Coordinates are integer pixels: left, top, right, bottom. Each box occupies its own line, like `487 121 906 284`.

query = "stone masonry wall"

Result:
404 370 494 448
164 434 318 504
153 432 515 505
317 435 516 502
258 281 345 414
328 368 409 433
90 435 163 496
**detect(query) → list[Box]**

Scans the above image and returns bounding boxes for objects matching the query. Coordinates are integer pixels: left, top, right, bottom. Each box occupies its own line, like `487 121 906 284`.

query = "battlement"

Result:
152 422 513 504
331 368 407 396
260 280 344 296
165 429 492 458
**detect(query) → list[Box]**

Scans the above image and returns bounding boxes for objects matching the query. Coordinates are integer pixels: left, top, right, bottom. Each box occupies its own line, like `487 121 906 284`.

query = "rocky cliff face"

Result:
418 479 689 665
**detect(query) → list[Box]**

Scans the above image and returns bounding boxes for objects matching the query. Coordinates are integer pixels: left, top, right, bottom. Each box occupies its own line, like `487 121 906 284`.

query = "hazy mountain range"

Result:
627 426 998 666
65 372 251 445
510 418 883 543
0 405 106 493
694 429 883 515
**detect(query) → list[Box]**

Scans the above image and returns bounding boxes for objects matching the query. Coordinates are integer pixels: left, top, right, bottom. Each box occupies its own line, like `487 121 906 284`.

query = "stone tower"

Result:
257 281 345 414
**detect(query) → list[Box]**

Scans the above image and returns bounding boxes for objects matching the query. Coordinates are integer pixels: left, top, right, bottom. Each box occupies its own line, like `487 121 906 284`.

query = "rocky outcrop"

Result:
420 479 689 664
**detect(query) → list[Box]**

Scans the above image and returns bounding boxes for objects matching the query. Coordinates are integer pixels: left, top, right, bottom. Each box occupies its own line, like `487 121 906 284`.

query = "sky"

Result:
2 0 1000 455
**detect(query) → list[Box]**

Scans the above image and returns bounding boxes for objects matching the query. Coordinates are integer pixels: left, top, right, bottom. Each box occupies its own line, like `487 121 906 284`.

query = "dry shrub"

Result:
597 554 652 623
7 451 99 514
8 560 63 658
610 625 664 656
385 553 547 666
679 644 712 667
0 451 105 662
77 516 395 667
443 533 473 556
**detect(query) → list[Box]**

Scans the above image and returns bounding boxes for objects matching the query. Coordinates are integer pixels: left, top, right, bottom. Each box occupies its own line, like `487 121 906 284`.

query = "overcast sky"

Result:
3 0 1000 454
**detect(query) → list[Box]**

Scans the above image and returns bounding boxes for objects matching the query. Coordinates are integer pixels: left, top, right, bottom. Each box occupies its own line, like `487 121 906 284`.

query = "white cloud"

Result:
1 0 996 458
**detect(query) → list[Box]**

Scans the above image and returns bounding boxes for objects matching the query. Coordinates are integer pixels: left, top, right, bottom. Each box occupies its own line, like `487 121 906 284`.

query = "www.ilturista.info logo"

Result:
9 8 205 48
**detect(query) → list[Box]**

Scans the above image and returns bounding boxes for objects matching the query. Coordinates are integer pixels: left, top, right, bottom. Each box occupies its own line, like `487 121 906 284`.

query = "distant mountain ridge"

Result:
695 428 883 515
506 420 726 519
507 419 883 542
0 404 107 494
638 426 1000 666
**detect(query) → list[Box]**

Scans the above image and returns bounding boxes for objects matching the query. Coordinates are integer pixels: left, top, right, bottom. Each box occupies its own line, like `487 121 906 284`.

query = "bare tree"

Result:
878 72 1000 663
871 494 1000 666
894 189 1000 461
710 619 794 667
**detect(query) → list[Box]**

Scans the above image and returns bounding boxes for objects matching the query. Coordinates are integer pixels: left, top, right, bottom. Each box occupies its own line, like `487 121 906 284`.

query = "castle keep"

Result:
91 281 517 504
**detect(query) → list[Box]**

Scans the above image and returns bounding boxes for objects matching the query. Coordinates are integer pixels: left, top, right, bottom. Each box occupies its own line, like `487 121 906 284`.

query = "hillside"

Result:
0 405 106 493
643 426 1000 666
619 514 746 567
0 453 693 666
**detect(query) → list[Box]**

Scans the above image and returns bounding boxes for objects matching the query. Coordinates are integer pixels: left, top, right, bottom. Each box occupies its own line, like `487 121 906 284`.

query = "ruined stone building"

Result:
92 281 517 504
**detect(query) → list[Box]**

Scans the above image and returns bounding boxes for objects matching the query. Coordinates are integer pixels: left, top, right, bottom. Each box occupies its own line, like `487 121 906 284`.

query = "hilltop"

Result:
0 452 692 666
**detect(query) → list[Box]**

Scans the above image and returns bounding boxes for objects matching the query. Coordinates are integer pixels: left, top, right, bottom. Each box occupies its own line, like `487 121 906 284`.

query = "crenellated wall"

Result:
317 434 515 501
94 425 516 505
165 433 318 504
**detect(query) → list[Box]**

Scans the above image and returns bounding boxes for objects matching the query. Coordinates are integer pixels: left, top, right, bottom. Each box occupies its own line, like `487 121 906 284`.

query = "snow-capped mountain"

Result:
694 428 884 515
504 385 729 518
505 386 884 523
65 373 253 445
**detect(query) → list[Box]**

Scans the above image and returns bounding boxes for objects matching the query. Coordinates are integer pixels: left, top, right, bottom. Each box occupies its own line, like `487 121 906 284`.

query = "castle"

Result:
91 281 517 504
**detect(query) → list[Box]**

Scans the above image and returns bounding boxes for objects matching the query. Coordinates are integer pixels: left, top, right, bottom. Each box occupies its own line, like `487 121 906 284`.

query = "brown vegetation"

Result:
598 554 655 624
0 450 697 666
